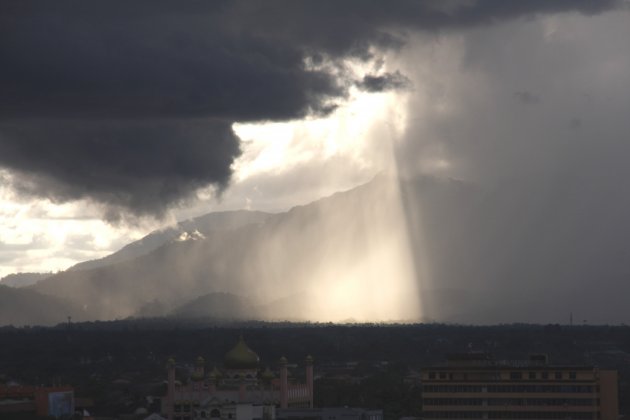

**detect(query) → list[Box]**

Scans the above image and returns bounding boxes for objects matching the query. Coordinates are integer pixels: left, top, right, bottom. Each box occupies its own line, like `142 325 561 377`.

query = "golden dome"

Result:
224 335 260 369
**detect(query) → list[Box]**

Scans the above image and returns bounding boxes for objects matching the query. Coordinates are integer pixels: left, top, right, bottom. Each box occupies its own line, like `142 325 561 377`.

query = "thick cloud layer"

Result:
0 0 620 217
0 120 239 219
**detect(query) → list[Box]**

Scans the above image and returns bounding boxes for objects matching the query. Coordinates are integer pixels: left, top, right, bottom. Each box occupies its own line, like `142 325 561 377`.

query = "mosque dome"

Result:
224 335 260 369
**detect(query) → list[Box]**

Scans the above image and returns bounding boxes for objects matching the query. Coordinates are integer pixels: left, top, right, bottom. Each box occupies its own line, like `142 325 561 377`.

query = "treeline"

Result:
1 322 630 417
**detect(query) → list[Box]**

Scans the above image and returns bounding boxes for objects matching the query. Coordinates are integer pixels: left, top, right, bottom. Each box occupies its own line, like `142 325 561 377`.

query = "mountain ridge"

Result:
69 210 272 272
6 173 630 326
0 272 52 288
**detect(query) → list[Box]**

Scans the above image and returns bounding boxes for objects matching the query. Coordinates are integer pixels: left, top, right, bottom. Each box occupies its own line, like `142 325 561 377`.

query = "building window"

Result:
439 372 447 379
569 372 577 380
510 372 522 380
528 372 536 380
542 372 549 380
555 372 562 380
429 372 436 379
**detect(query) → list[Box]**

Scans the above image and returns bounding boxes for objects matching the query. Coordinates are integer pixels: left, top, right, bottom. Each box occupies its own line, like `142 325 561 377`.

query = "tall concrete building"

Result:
421 354 618 419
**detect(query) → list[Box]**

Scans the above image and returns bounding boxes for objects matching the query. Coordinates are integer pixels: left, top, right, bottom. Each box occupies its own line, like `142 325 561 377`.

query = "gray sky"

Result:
1 0 629 320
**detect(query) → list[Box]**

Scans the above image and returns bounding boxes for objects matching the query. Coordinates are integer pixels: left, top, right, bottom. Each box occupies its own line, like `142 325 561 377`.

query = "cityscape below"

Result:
0 322 628 419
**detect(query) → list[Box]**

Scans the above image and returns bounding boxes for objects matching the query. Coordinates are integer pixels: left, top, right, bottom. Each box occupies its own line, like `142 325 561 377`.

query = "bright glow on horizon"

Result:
0 176 150 278
233 86 407 182
231 84 423 322
305 176 422 322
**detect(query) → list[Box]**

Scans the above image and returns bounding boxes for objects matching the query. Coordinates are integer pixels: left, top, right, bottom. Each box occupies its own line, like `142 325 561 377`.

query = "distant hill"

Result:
27 177 399 320
0 272 52 288
0 284 84 326
29 176 419 321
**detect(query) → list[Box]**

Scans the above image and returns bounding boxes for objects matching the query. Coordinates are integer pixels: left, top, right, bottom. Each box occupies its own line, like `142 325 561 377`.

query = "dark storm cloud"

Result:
0 0 620 217
0 120 240 220
357 72 412 92
0 1 345 121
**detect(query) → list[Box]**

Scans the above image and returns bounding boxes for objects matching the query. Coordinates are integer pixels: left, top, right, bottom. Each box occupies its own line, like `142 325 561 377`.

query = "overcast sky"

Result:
1 0 629 279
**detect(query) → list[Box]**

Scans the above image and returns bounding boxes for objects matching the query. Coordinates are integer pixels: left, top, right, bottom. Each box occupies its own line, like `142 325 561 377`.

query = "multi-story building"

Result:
421 354 618 420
